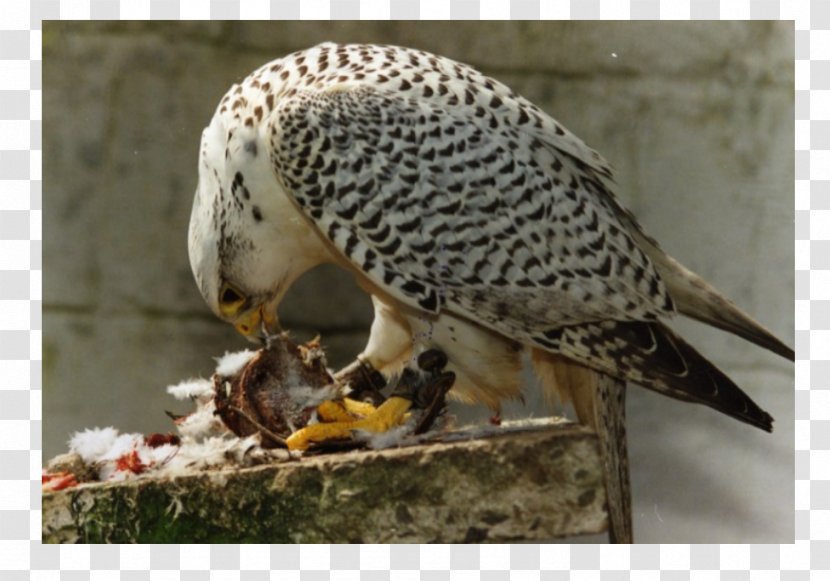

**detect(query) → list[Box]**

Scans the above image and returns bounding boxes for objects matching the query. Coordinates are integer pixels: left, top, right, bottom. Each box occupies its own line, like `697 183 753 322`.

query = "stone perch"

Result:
42 419 612 543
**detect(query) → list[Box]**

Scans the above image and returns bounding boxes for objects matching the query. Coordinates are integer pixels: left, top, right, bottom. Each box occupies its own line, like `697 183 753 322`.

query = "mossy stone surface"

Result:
43 420 607 543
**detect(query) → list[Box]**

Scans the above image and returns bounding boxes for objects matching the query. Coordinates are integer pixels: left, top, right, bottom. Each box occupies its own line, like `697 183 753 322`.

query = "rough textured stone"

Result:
42 420 606 543
187 21 793 84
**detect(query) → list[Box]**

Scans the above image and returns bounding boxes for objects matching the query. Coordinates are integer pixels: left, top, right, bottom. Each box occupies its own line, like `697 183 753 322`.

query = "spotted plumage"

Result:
189 42 792 435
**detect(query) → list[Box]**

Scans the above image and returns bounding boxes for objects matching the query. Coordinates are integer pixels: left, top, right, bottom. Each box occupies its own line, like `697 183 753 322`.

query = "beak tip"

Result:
234 305 280 344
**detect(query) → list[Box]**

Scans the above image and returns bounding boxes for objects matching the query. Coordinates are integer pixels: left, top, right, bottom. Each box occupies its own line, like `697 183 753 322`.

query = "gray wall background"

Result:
43 21 793 543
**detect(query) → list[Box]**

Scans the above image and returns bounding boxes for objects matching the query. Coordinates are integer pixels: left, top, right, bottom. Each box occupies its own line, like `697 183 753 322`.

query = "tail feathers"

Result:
639 239 794 361
531 350 634 542
585 172 791 360
593 374 632 544
541 320 774 432
636 322 774 432
531 349 599 428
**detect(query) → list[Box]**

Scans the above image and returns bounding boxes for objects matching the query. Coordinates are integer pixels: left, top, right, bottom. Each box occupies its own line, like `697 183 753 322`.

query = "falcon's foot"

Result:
334 358 387 406
391 350 455 435
285 396 411 450
315 398 378 423
285 350 455 451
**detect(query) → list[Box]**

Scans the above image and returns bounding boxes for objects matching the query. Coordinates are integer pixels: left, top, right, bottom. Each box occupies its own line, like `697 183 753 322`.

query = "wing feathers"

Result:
269 85 672 330
543 320 773 432
252 43 784 432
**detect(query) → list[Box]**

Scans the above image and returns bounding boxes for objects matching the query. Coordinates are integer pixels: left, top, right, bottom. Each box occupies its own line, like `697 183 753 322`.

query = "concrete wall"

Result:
43 21 793 543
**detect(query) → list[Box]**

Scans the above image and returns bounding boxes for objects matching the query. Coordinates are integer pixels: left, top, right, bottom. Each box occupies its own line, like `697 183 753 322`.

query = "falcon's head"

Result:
188 109 330 342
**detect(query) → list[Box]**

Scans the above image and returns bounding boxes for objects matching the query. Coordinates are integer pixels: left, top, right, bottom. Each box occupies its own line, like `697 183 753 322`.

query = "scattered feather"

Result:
99 433 144 462
214 349 257 377
167 379 214 402
286 383 339 410
68 427 120 463
175 400 229 439
360 424 421 450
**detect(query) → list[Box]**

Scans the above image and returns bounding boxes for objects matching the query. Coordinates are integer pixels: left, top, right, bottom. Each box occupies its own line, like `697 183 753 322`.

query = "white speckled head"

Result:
188 95 331 328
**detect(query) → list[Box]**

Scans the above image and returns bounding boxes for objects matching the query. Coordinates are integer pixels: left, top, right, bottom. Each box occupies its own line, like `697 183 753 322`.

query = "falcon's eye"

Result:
221 287 242 304
218 283 246 316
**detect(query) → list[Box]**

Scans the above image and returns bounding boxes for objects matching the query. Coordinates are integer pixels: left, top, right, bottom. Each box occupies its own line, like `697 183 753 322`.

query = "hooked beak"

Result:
234 304 280 343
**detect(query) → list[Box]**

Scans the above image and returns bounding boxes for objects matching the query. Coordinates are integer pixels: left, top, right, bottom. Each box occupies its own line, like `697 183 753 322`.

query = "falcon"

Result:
188 43 792 451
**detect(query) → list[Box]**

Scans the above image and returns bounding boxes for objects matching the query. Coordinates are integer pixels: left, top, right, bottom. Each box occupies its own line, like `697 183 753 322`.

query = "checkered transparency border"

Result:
0 0 814 576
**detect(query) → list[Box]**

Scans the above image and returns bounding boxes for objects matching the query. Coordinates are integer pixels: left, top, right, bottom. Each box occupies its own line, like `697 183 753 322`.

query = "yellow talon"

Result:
286 396 413 451
315 398 379 423
316 400 356 423
341 398 378 418
351 397 412 432
285 422 356 451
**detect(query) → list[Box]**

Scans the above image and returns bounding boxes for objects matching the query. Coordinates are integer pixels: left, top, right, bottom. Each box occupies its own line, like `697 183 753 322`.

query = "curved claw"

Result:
417 349 448 373
316 398 378 422
286 397 412 451
335 358 387 406
414 371 455 435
